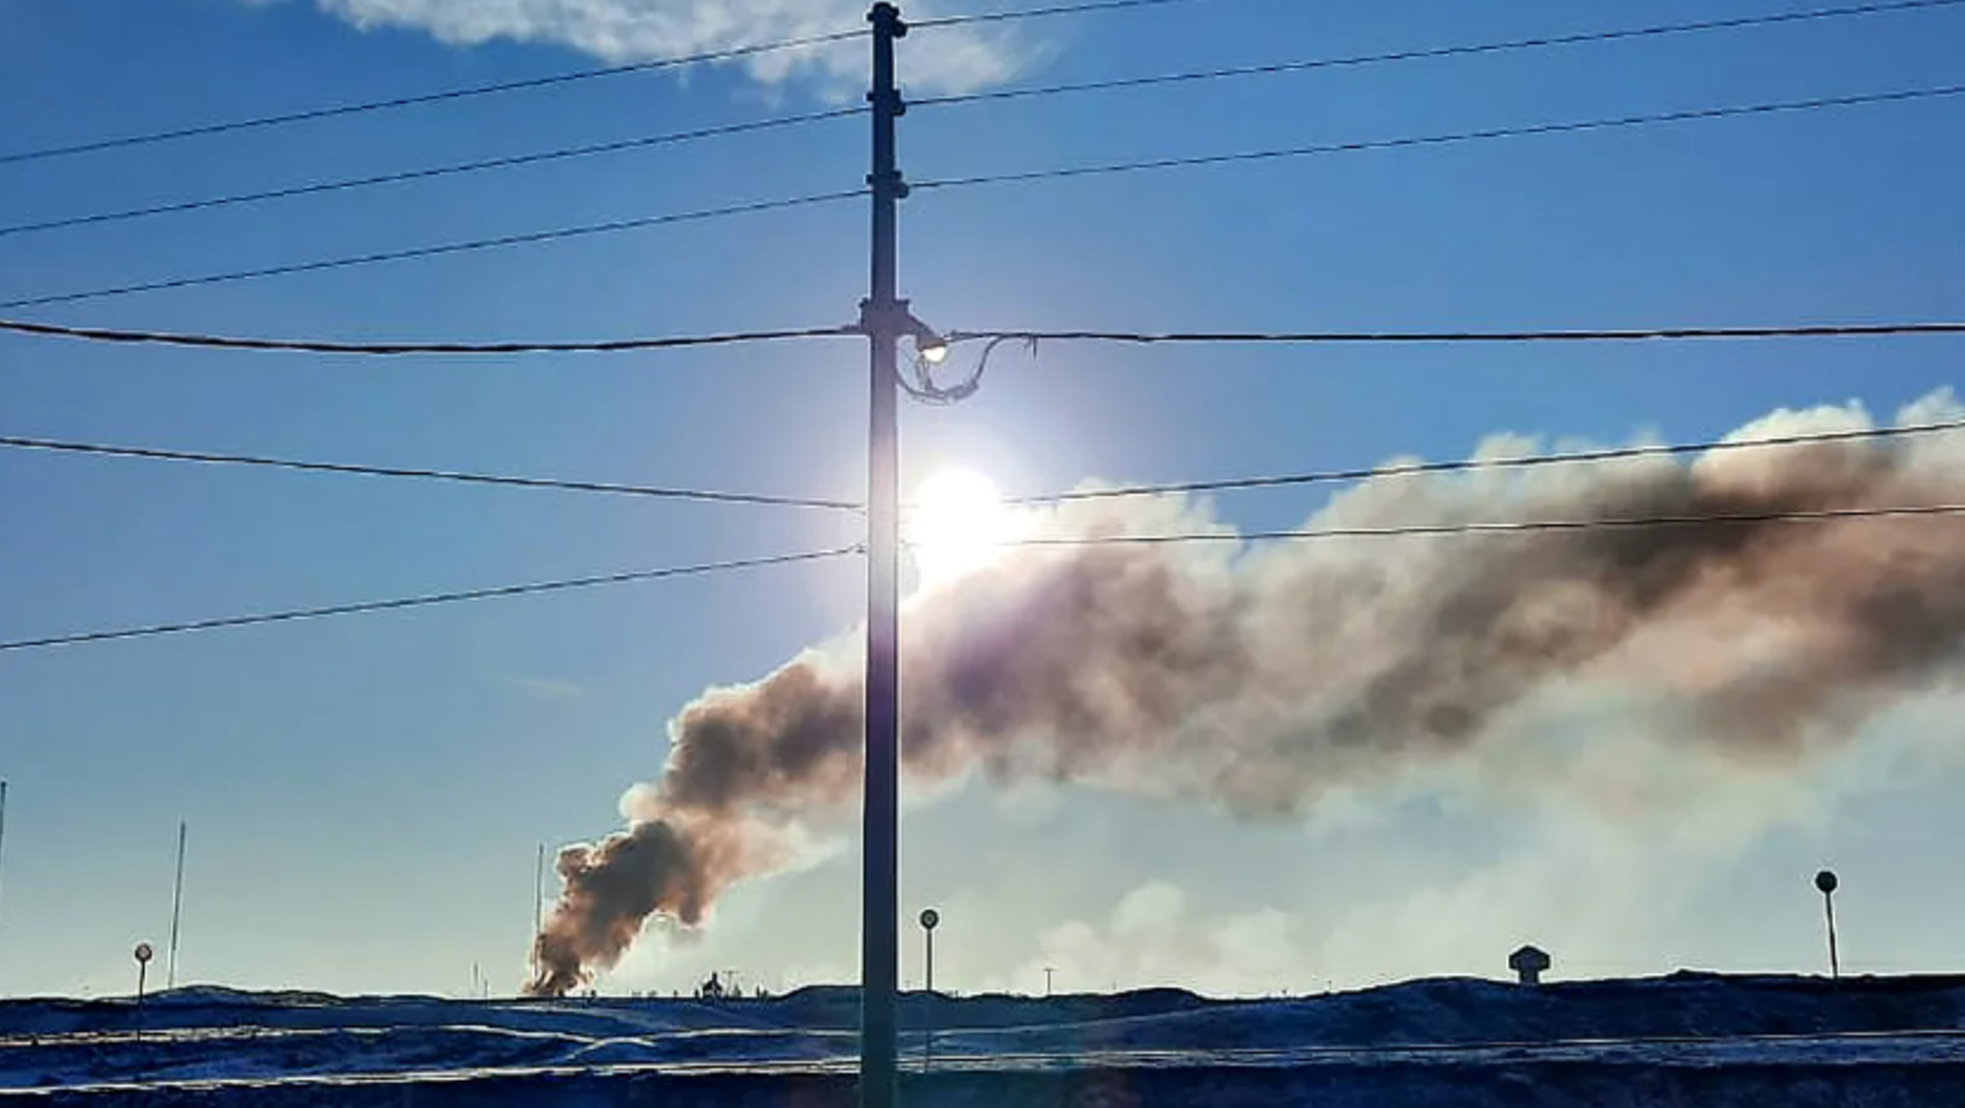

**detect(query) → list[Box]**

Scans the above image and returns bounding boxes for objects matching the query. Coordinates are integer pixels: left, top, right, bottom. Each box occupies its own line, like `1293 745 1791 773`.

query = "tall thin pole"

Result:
922 926 935 1071
534 843 546 936
1824 892 1840 980
859 5 908 1107
1815 869 1841 981
0 780 10 934
166 821 187 990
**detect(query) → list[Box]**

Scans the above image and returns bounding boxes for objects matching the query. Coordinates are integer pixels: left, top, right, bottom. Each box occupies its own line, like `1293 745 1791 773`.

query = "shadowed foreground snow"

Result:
3 973 1962 1106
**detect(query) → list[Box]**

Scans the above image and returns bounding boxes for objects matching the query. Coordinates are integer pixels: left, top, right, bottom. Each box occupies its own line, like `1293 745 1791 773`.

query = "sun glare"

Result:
910 468 1007 584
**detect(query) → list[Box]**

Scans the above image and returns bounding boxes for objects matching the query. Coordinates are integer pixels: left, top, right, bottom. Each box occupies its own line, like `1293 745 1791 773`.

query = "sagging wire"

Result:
901 332 1040 404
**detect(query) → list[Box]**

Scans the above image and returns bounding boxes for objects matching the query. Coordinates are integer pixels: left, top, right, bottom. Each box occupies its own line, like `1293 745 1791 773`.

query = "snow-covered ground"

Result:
2 972 1962 1105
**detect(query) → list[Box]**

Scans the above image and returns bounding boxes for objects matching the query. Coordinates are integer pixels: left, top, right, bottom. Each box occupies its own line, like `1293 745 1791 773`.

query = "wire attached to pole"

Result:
0 546 861 653
901 334 1037 403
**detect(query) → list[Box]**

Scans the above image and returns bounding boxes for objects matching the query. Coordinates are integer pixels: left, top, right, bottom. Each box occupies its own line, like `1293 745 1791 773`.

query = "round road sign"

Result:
919 908 940 931
134 942 154 964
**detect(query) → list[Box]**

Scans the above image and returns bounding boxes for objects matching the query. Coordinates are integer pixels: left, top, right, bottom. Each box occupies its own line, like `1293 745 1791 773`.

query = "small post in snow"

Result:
1815 870 1841 981
919 908 940 1072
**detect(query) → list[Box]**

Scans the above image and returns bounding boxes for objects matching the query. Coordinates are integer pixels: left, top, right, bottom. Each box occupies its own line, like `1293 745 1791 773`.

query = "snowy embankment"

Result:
2 972 1962 1106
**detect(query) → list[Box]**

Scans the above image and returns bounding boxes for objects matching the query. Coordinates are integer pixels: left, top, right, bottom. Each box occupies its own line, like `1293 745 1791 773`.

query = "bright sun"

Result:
910 468 1007 584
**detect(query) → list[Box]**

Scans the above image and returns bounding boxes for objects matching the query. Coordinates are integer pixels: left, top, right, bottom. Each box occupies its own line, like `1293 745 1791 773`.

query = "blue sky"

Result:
1 0 1963 998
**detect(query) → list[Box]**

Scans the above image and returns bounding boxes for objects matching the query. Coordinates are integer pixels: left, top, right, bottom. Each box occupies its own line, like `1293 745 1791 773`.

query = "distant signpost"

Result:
919 909 941 1072
918 909 940 994
133 942 154 1002
1815 870 1841 980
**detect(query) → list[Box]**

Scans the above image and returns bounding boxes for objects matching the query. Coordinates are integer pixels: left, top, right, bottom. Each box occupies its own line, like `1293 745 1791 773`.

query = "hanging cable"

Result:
0 0 1246 169
944 321 1965 345
8 315 1955 368
902 334 1038 403
985 503 1965 549
0 317 859 355
0 435 862 511
914 0 1235 29
0 547 861 653
897 320 1965 407
1001 418 1965 506
914 83 1965 191
0 109 865 239
0 190 863 310
916 0 1965 109
0 31 868 168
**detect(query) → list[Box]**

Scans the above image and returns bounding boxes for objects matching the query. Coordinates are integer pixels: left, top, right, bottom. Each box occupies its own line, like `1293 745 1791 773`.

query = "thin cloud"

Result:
511 676 588 702
287 0 1027 94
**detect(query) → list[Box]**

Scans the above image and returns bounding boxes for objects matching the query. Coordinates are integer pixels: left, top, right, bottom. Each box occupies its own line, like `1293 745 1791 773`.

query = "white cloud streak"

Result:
280 0 1027 94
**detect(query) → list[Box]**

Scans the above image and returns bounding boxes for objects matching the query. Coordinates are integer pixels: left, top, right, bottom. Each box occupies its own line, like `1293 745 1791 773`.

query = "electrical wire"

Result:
0 109 865 239
914 0 1230 29
904 320 1965 409
913 83 1965 191
0 317 859 355
949 321 1965 345
0 31 868 168
10 315 1956 363
0 435 863 511
0 190 864 311
9 313 1959 362
916 0 1965 109
1002 417 1965 506
903 320 1965 411
0 546 861 653
0 0 1239 169
22 86 1951 310
990 503 1965 548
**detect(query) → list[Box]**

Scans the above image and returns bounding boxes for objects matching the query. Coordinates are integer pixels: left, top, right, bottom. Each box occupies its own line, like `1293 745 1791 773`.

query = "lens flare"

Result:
910 468 1006 584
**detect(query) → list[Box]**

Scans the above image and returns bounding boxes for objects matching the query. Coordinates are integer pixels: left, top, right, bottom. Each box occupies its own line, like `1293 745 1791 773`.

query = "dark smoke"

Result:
526 396 1965 994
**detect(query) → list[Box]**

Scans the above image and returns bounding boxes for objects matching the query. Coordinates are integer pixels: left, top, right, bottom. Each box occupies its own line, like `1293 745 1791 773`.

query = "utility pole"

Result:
166 821 187 990
1043 967 1056 998
859 4 908 1108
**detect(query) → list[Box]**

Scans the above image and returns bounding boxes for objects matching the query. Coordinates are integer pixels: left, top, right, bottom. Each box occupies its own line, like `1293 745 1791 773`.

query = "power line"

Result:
0 435 862 511
0 317 858 355
0 547 860 654
914 83 1965 190
992 503 1965 548
20 91 1949 313
914 0 1230 29
948 321 1965 345
0 109 864 239
1004 417 1965 506
917 0 1965 109
0 0 1241 169
908 321 1965 411
0 31 868 168
6 316 1957 361
0 190 863 310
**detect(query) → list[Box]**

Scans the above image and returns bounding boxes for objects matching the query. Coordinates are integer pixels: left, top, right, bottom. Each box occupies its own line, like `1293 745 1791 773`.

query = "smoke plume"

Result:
527 394 1965 995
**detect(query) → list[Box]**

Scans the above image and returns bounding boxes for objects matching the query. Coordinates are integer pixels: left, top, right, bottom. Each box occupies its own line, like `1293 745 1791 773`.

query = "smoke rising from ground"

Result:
527 393 1965 995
